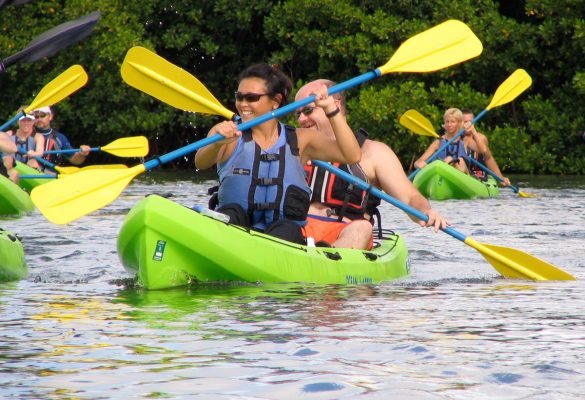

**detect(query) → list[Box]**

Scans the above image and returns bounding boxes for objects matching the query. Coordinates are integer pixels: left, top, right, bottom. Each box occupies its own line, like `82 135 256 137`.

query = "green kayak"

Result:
413 160 500 200
0 174 35 216
117 195 410 290
0 227 27 282
14 161 49 192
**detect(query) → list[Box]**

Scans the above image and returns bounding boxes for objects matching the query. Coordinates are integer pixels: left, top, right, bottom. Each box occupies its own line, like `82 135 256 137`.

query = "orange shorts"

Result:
302 216 373 249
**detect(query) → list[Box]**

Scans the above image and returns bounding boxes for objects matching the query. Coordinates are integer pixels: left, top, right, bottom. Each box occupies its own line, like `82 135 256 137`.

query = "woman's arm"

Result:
413 140 439 169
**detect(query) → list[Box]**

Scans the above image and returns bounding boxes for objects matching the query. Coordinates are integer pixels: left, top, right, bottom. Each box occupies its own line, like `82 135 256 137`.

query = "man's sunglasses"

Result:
33 111 49 118
295 106 315 118
234 92 271 103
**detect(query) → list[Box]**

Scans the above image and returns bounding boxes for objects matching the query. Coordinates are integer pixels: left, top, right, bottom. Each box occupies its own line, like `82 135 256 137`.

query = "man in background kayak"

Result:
462 109 511 186
296 79 449 249
33 106 90 170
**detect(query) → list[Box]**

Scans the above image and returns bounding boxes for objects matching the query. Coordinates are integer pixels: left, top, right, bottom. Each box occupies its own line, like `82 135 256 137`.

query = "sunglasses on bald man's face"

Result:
234 92 271 103
295 106 315 118
33 111 49 118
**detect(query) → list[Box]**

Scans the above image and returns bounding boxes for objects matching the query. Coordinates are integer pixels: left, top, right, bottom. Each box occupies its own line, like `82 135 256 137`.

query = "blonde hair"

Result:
443 107 463 122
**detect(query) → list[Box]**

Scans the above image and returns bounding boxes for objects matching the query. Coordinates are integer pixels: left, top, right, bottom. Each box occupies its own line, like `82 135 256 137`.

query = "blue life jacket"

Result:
10 135 36 163
436 137 467 161
217 123 310 231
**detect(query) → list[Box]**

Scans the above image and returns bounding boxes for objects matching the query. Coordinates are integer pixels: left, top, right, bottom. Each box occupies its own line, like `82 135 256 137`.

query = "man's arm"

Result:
369 141 449 231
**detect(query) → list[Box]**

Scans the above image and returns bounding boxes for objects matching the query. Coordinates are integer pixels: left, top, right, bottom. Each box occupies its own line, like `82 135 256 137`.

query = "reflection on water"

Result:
1 173 585 398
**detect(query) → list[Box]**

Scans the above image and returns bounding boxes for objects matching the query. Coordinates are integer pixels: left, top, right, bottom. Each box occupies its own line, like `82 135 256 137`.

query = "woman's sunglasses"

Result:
33 111 49 118
295 106 315 118
234 92 271 103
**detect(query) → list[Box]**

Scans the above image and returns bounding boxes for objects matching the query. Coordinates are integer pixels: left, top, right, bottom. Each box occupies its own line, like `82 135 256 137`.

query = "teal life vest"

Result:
436 137 467 161
10 135 36 163
217 123 310 231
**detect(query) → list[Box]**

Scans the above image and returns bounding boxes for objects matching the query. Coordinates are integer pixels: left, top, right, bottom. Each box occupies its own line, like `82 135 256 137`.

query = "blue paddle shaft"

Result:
0 111 25 131
408 108 489 180
312 159 467 242
18 174 56 179
43 147 98 155
142 70 381 171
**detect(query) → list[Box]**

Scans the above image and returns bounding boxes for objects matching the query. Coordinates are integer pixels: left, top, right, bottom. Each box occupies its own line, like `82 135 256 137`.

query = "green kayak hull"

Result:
14 161 48 192
0 174 35 216
0 228 27 282
413 160 500 200
117 195 411 290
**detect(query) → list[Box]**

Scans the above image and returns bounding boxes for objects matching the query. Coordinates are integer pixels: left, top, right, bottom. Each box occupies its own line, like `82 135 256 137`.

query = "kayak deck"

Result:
117 195 410 290
0 174 35 216
14 161 49 192
413 160 500 200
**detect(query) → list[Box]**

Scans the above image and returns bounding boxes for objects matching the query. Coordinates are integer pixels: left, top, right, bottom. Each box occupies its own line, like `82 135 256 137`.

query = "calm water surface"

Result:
1 172 584 399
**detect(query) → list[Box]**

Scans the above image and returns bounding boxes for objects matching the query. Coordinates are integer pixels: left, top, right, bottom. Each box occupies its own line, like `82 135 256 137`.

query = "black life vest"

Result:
304 129 380 221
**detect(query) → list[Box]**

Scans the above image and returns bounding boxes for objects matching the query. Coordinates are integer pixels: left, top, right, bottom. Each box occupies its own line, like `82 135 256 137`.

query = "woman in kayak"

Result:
414 107 477 173
195 63 360 244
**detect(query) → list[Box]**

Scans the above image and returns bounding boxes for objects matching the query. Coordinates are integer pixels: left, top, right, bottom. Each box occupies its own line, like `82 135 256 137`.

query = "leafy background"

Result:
1 0 584 173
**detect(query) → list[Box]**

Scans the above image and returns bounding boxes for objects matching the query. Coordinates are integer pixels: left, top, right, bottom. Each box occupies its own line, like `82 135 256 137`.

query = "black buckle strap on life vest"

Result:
260 153 280 161
254 202 279 211
254 177 282 186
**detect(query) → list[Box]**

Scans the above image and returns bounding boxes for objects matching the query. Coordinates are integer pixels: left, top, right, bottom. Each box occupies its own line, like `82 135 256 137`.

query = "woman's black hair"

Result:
237 63 292 107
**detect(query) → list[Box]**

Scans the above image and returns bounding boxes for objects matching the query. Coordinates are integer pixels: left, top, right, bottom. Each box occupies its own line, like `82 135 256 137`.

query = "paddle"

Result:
127 44 563 281
311 160 573 281
31 19 483 224
0 65 88 131
463 156 536 197
42 136 149 158
18 164 129 180
400 108 536 197
0 11 100 73
399 109 440 138
407 69 532 180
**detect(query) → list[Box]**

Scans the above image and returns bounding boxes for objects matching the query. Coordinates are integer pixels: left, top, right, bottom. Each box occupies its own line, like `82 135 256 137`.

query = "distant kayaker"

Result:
414 108 481 174
33 106 90 171
296 79 449 249
2 110 45 183
462 109 511 186
195 64 361 244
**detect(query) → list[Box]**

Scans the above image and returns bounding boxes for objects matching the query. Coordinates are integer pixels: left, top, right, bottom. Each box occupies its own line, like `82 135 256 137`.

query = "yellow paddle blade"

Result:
486 69 532 110
121 46 235 119
378 20 482 75
399 109 439 138
55 166 79 174
24 65 88 113
31 165 146 224
101 136 149 157
518 190 536 198
57 164 129 175
464 237 575 280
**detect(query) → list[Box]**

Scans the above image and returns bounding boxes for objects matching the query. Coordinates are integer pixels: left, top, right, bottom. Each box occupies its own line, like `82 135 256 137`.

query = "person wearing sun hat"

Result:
2 108 45 183
32 105 90 170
